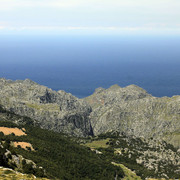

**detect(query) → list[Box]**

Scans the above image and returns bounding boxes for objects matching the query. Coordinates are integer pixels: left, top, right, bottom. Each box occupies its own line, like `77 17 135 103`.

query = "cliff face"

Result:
84 85 180 148
0 78 92 137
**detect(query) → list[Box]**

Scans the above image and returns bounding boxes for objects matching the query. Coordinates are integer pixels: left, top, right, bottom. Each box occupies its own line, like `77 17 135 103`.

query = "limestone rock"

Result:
0 78 180 147
0 78 92 137
84 85 180 148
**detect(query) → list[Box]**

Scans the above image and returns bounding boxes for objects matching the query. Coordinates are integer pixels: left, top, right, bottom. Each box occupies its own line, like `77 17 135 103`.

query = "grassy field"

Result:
83 138 110 148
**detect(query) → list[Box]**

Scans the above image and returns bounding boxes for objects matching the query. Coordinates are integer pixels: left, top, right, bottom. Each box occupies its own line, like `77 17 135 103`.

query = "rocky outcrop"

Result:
110 133 180 178
0 78 92 137
1 143 46 176
84 85 180 148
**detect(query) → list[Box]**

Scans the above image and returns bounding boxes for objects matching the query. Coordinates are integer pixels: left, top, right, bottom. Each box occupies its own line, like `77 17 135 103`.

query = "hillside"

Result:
82 132 180 179
0 167 49 180
84 84 180 148
0 105 179 179
0 106 124 179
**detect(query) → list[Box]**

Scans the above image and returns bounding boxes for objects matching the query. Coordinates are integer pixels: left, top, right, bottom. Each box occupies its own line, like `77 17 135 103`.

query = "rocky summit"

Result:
0 78 92 137
0 78 180 148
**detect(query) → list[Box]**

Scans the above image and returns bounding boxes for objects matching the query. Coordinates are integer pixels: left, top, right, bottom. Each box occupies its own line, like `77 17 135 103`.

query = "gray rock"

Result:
3 148 45 174
0 78 180 147
0 78 92 137
84 84 180 148
113 134 180 178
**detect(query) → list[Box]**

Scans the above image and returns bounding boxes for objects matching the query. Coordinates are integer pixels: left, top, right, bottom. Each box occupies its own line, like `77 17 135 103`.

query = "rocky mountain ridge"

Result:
0 78 92 137
84 84 180 148
0 78 179 148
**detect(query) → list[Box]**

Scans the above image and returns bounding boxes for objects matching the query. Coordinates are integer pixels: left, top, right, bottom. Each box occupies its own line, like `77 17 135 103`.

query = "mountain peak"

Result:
108 84 121 90
126 84 147 91
23 78 36 84
94 87 105 93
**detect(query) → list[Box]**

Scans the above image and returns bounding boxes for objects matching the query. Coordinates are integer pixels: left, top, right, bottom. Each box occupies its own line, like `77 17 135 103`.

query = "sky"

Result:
0 0 180 35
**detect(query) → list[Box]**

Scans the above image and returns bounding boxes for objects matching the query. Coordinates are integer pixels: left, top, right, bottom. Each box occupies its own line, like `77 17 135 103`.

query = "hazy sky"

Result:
0 0 180 35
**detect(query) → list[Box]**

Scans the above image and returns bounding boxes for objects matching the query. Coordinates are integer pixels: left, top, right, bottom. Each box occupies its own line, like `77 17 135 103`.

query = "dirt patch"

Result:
22 128 26 132
12 142 35 151
0 127 27 136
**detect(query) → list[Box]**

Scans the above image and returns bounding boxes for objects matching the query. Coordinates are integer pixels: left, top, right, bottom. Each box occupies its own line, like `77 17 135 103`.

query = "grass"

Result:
83 138 110 148
162 132 180 148
111 162 142 180
0 167 49 180
26 103 60 111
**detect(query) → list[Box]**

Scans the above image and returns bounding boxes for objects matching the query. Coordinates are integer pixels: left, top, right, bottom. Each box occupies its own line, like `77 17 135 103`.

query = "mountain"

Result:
0 106 179 179
0 78 92 137
84 84 180 148
0 78 179 149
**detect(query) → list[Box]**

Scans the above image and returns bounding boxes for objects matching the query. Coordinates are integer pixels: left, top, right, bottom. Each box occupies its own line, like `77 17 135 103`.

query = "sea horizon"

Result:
0 35 180 98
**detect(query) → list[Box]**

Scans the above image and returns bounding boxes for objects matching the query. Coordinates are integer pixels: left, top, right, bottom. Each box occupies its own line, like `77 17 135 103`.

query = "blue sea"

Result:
0 34 180 98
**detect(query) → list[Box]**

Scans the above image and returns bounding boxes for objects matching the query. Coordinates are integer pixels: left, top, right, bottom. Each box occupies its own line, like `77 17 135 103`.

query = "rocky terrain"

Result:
83 132 180 179
0 142 46 177
113 134 180 178
0 78 92 137
84 84 180 148
0 78 179 149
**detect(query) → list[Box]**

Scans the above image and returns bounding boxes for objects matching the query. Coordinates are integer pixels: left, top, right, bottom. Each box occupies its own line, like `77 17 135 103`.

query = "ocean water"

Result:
0 35 180 98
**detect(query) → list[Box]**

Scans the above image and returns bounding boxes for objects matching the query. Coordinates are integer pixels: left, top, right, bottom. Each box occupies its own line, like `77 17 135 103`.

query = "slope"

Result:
0 105 124 179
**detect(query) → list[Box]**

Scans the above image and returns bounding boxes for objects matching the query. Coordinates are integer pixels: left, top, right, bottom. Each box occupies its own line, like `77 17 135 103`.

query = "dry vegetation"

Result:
0 127 26 136
12 141 35 151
